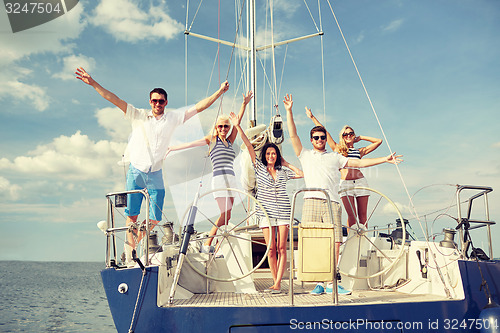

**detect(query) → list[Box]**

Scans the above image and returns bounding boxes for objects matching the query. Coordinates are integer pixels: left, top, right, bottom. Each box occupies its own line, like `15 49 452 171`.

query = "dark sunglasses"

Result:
312 135 326 141
342 132 355 137
217 124 230 129
151 99 166 104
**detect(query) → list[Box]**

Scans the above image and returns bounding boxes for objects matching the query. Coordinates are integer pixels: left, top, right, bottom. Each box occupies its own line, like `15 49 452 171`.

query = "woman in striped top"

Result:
166 92 253 253
306 108 382 227
230 106 303 293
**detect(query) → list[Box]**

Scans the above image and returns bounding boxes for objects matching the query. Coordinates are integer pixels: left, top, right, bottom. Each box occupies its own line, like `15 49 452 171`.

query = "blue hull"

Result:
101 260 500 332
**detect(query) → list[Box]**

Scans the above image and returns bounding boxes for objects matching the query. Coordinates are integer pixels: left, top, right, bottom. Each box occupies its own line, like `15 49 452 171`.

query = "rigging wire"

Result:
205 46 220 98
261 1 269 123
318 0 326 121
269 0 278 111
326 0 417 221
303 0 320 32
218 0 221 85
187 0 204 32
326 0 452 297
277 44 288 106
183 0 248 205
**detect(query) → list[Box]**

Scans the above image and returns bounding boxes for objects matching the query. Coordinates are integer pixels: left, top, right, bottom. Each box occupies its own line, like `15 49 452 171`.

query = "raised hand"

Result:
283 94 293 112
305 107 313 119
75 67 94 86
243 91 253 105
229 112 240 127
220 81 230 94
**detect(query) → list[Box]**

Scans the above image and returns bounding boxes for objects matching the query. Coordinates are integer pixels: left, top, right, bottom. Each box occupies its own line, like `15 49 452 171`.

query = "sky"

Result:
0 0 499 262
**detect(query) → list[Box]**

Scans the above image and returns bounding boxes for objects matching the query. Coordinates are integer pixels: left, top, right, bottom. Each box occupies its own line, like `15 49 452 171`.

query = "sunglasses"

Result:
342 132 355 137
312 135 326 141
151 99 166 104
217 124 230 129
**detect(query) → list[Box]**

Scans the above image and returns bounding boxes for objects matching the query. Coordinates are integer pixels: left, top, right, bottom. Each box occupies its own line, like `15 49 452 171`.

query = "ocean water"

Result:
0 261 115 332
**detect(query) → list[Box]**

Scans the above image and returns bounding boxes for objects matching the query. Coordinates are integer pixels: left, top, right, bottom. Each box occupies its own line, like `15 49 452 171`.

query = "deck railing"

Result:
288 188 339 305
104 189 152 267
455 185 495 259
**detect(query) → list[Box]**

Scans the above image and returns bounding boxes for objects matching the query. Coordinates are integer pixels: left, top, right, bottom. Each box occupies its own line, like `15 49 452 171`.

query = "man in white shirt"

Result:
76 67 229 262
283 94 402 295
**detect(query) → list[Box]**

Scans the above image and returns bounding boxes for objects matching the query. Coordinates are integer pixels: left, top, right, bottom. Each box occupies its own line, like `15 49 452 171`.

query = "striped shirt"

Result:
209 136 236 176
254 159 296 220
345 147 361 171
347 147 361 159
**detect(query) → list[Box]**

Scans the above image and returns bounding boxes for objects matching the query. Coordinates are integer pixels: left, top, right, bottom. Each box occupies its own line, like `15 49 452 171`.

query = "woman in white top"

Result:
306 108 382 227
231 98 303 293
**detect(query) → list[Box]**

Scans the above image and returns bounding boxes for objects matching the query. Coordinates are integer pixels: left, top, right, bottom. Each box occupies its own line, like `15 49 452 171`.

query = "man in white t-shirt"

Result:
76 67 229 262
283 94 402 295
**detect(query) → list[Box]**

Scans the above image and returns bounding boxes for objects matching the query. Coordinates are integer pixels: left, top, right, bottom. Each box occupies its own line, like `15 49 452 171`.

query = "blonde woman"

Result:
306 108 382 227
166 92 253 253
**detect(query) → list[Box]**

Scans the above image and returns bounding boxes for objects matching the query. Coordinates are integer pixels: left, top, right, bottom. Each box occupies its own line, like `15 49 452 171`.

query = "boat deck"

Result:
170 277 450 308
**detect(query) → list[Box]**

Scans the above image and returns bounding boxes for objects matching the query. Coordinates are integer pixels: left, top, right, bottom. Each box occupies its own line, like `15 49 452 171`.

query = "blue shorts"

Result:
125 165 165 221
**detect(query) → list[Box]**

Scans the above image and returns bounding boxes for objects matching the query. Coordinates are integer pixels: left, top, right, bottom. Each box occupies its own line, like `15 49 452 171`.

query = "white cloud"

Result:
0 177 22 201
0 2 85 66
355 31 365 44
0 74 50 111
382 201 411 216
0 3 86 111
273 0 300 17
0 131 126 180
53 54 96 81
382 19 404 33
95 107 131 142
90 0 183 43
0 197 108 224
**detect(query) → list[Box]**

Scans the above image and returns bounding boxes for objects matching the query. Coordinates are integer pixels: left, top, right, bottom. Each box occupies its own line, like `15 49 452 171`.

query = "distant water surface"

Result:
0 261 115 332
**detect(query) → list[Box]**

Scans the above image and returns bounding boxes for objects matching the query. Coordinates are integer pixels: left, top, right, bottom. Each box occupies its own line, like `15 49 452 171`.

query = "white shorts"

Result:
339 178 370 198
258 216 290 228
212 173 238 198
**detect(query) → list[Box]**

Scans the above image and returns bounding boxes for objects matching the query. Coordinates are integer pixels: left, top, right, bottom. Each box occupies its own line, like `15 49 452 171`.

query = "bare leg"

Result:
271 225 288 290
263 227 278 286
356 196 369 226
204 197 234 247
342 195 358 227
135 219 159 244
126 215 139 249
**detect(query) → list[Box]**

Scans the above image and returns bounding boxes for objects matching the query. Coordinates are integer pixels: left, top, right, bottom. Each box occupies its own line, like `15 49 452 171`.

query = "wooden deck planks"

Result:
167 277 448 308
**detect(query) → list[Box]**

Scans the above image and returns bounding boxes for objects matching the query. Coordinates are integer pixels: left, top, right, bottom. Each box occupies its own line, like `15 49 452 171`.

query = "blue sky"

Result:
0 0 499 262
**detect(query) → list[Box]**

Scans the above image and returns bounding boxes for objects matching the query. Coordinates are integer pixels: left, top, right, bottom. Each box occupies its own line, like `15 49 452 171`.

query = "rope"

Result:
318 0 326 121
303 0 320 32
326 0 422 233
174 2 248 277
277 44 288 106
257 55 278 106
326 0 453 296
218 0 221 85
269 0 278 110
186 0 204 32
128 270 147 333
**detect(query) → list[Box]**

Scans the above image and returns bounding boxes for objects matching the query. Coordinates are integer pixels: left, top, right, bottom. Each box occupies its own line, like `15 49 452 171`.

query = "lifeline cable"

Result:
326 0 452 297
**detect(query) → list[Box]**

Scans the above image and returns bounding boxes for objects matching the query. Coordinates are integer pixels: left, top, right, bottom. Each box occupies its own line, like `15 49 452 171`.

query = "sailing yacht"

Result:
99 1 500 332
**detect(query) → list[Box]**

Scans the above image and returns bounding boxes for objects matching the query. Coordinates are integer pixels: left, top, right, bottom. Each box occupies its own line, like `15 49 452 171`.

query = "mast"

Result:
185 0 321 127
